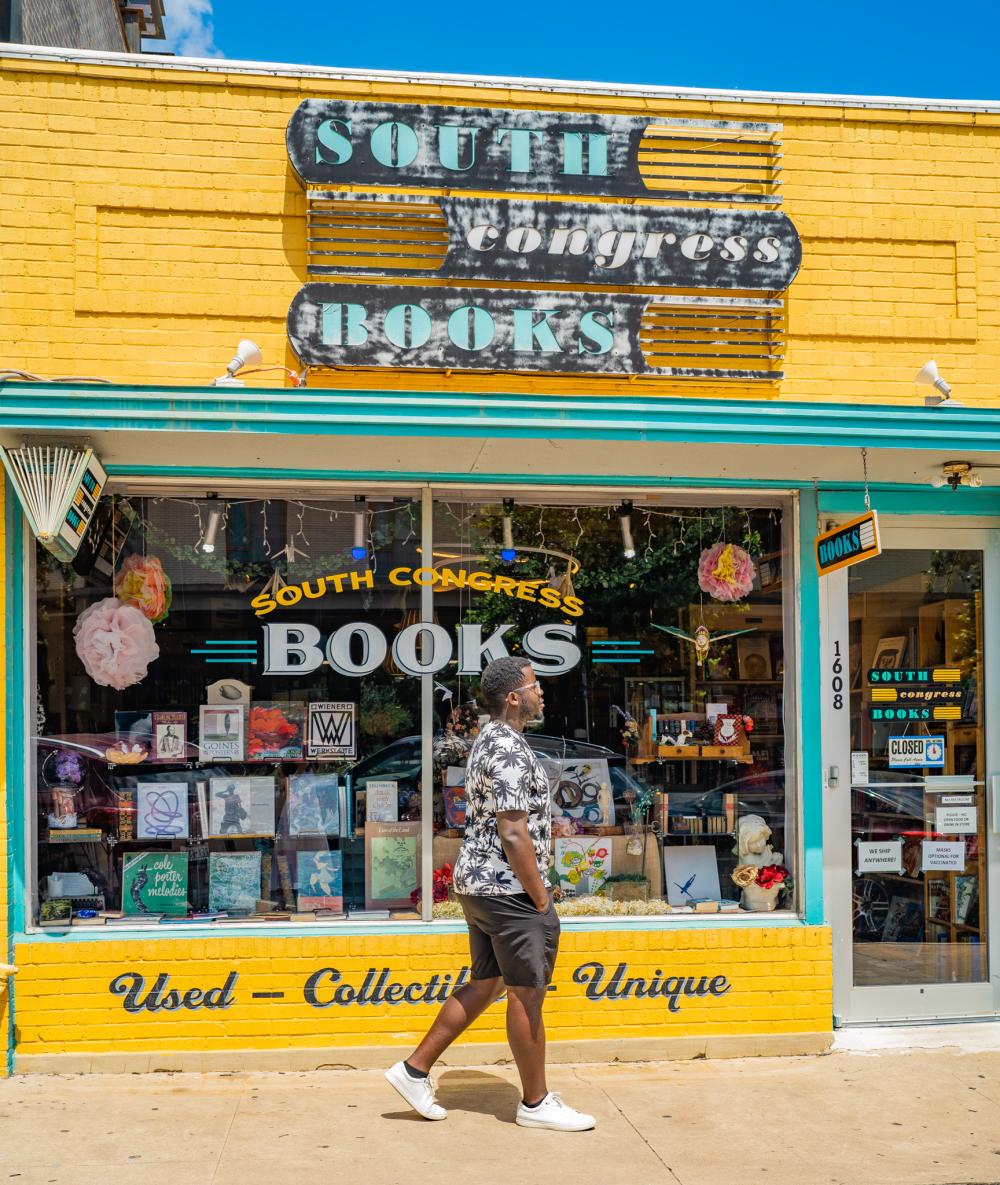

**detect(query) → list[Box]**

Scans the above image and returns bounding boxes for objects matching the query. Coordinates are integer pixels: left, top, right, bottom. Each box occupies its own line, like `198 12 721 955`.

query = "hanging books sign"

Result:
815 511 881 577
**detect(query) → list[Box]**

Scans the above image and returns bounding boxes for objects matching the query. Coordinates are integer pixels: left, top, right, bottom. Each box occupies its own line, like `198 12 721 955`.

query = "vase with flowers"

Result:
731 862 792 911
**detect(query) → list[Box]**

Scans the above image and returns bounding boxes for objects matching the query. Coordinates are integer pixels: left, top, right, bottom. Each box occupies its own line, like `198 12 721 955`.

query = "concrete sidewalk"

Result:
1 1031 999 1185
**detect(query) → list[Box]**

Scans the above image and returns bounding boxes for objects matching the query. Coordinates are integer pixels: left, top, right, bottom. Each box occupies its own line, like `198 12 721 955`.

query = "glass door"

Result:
824 527 998 1023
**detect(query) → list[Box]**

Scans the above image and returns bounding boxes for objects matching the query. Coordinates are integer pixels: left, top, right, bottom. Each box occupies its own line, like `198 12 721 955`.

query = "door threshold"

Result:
833 1017 1000 1055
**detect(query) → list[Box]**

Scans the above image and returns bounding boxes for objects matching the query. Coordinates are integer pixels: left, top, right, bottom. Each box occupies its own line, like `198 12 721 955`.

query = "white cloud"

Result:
163 0 223 59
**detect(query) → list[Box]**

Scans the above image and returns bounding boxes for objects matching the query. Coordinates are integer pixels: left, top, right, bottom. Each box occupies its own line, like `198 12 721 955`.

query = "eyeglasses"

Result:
513 680 541 694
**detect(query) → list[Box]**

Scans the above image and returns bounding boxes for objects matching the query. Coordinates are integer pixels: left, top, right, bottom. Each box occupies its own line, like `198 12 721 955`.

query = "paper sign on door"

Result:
856 840 903 874
921 841 966 872
935 806 977 835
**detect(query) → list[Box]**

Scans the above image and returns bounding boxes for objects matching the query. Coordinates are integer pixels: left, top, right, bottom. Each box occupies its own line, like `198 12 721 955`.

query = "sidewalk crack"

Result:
583 1072 684 1185
209 1086 243 1185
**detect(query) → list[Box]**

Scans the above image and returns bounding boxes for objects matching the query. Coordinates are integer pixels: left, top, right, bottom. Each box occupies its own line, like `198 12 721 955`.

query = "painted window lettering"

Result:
261 621 582 677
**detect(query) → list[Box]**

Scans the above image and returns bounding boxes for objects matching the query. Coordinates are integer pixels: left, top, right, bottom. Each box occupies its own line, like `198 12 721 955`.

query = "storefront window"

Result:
426 496 796 919
30 489 797 929
33 494 425 926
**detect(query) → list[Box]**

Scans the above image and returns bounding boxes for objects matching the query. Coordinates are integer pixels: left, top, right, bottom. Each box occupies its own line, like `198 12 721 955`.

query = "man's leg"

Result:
504 984 548 1104
406 976 505 1073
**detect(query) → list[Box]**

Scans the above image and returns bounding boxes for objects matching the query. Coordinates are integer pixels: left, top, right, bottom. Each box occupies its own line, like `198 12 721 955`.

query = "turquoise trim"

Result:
4 382 1000 451
13 912 814 943
819 488 1000 515
798 486 824 926
4 481 23 1075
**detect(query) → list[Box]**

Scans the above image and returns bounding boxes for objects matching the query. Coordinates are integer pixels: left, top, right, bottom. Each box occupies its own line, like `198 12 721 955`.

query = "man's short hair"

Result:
480 655 533 716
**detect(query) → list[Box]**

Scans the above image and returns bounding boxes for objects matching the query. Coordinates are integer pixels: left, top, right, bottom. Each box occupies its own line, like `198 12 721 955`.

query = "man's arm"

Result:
497 811 549 911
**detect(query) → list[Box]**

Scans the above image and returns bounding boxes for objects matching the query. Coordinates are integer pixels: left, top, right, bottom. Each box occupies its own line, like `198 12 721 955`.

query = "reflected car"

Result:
349 733 647 817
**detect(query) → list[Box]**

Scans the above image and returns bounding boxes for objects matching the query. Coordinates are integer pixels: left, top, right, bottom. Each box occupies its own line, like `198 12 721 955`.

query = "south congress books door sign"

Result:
287 284 785 381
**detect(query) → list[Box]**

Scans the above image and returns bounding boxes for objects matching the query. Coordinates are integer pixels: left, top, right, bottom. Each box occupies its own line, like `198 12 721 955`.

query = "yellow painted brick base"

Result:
12 925 832 1068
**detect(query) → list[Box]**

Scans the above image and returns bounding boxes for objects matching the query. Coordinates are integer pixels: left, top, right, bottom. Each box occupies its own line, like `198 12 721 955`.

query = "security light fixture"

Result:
916 360 963 407
213 340 264 387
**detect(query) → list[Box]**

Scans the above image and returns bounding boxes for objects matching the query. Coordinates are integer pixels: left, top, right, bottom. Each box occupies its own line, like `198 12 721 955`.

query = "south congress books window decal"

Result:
285 99 798 381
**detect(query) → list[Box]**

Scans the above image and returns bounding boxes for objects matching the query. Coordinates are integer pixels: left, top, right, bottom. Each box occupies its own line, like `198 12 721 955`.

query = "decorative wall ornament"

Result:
73 597 159 690
697 542 756 602
0 445 106 562
114 554 172 623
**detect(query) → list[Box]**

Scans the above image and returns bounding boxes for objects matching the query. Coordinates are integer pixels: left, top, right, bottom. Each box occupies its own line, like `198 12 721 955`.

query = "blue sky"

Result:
162 1 1000 101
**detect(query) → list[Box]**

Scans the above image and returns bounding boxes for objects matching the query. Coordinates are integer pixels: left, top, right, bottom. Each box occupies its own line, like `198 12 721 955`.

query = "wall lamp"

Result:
213 341 306 387
916 361 963 407
931 461 983 491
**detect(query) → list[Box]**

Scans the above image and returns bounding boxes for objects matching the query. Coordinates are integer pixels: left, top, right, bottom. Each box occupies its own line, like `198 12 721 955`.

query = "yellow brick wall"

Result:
11 927 832 1059
0 56 998 404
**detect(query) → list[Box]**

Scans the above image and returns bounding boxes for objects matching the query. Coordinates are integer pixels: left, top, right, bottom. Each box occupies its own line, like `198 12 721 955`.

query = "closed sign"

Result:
888 736 945 768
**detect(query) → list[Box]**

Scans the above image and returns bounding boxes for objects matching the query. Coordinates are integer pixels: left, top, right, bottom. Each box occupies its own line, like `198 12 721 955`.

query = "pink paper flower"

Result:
73 597 159 690
697 542 756 602
114 555 172 623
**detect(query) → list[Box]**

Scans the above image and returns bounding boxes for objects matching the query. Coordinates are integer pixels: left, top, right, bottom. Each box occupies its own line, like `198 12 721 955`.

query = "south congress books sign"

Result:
285 99 799 381
262 620 581 677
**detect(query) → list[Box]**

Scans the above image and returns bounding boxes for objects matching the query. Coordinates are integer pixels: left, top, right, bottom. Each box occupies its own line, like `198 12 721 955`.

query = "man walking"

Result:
386 656 595 1131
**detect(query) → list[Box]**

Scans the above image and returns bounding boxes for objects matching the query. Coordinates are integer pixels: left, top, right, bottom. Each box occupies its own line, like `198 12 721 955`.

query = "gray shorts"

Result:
456 891 560 988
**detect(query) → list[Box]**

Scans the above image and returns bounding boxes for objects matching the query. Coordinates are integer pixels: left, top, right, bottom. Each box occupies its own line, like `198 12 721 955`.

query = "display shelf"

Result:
695 679 783 686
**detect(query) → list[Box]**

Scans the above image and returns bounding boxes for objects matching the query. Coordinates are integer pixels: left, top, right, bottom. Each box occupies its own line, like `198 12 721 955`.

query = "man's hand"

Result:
496 810 549 911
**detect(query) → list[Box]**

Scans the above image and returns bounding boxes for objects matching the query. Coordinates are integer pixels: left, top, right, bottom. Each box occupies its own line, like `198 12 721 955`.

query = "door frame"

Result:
822 523 1000 1024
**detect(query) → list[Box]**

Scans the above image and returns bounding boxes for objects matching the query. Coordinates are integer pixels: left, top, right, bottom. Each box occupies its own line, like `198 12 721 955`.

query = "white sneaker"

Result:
384 1060 447 1121
515 1091 596 1131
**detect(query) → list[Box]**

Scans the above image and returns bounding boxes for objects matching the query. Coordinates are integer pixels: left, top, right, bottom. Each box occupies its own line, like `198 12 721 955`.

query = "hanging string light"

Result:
501 498 516 562
352 495 367 561
618 500 636 559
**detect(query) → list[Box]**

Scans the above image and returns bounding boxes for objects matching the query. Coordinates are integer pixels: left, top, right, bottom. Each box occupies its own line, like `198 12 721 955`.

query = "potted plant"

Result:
731 862 791 911
599 873 650 903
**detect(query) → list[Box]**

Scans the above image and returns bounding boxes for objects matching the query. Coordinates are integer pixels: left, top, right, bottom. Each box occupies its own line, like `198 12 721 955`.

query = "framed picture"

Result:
208 851 261 914
208 776 275 837
295 849 344 912
546 758 610 821
136 781 190 840
872 636 908 672
737 636 772 681
306 701 356 759
365 780 399 823
199 704 244 762
122 851 189 917
365 821 420 910
663 844 721 907
554 837 612 895
443 767 467 828
248 701 305 760
152 711 187 762
287 773 341 837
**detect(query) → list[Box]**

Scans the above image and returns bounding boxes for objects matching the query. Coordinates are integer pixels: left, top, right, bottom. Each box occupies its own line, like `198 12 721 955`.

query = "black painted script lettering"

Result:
109 971 237 1013
572 961 731 1012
